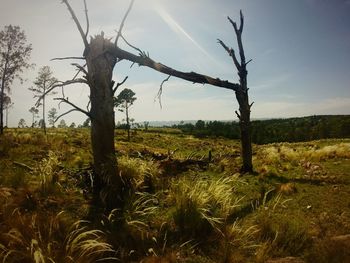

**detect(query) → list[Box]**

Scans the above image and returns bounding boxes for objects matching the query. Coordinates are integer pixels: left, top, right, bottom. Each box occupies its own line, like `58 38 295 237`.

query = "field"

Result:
0 127 350 262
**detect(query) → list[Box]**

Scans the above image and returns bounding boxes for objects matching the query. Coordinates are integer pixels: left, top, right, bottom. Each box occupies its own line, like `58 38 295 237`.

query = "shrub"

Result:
118 156 161 192
36 151 61 196
254 213 311 258
0 211 117 263
305 236 350 263
170 176 242 238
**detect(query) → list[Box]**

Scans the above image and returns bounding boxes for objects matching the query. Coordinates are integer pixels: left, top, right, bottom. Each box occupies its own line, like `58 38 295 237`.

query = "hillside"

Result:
0 128 349 262
173 115 350 144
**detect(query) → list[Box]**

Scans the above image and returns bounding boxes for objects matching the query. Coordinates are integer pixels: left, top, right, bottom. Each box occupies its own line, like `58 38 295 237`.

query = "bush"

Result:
170 176 242 238
255 213 311 258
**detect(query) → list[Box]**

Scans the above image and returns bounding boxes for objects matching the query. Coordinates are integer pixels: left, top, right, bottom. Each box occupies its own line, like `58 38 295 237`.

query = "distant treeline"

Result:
172 115 350 144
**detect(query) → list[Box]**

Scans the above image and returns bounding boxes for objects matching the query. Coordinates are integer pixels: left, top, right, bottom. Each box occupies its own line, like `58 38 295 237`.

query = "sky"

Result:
1 0 350 127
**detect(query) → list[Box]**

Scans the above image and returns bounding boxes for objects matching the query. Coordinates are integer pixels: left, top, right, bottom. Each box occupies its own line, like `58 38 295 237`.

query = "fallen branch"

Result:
13 161 34 171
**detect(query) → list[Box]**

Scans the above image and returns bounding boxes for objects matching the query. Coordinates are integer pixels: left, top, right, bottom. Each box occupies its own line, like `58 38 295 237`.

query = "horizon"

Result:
9 114 350 128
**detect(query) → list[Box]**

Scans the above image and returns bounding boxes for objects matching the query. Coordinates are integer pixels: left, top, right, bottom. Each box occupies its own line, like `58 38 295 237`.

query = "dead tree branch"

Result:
54 97 91 118
35 78 88 107
112 76 128 94
109 46 240 92
61 0 89 51
71 63 88 79
83 0 89 38
155 75 170 109
228 11 246 66
54 109 78 123
120 34 143 55
51 56 85 61
115 0 135 46
86 99 91 111
217 39 241 70
13 161 34 171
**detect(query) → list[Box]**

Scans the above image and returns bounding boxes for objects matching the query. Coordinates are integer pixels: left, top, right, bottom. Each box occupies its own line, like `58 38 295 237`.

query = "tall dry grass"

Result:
169 175 243 237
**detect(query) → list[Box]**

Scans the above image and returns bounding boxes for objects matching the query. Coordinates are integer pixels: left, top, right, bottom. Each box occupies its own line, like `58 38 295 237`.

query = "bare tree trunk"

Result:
86 34 124 211
43 96 46 134
0 74 5 135
125 102 130 141
218 11 253 173
236 90 253 173
0 84 4 135
5 107 8 127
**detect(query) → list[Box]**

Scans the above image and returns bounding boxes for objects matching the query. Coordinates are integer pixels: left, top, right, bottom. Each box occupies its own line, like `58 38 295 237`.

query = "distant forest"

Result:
172 115 350 144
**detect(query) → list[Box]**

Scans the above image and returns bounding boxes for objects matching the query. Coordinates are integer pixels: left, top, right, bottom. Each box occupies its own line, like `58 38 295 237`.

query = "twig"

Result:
245 59 252 66
115 0 135 46
120 34 143 55
61 0 89 53
155 75 170 109
61 85 65 98
217 39 241 70
13 161 34 171
112 76 128 94
35 78 87 107
235 110 241 120
71 63 87 79
86 99 91 111
54 109 79 123
228 12 246 65
83 0 89 38
53 97 91 118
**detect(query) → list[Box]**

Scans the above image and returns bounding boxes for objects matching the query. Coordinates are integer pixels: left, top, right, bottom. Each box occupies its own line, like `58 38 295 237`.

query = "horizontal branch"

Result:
46 78 87 94
54 97 91 119
35 78 88 107
54 109 78 123
51 56 85 61
13 161 34 171
110 46 240 92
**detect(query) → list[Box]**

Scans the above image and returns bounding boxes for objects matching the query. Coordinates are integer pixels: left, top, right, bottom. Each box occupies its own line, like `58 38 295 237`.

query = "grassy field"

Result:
0 127 349 262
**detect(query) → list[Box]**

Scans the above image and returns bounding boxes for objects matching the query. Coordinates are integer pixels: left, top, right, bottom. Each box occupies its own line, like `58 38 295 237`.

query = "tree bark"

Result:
0 68 7 135
218 12 253 173
125 102 130 141
85 34 124 211
43 96 46 134
236 89 253 173
0 79 4 135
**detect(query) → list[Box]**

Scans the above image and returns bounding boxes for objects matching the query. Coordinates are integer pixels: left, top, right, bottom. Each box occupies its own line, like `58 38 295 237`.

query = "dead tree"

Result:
218 12 253 173
56 0 253 211
108 10 253 173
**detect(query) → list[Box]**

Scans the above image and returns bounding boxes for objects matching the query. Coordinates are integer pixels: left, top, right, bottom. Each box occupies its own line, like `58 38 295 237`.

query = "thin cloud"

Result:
154 5 210 58
153 4 227 72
